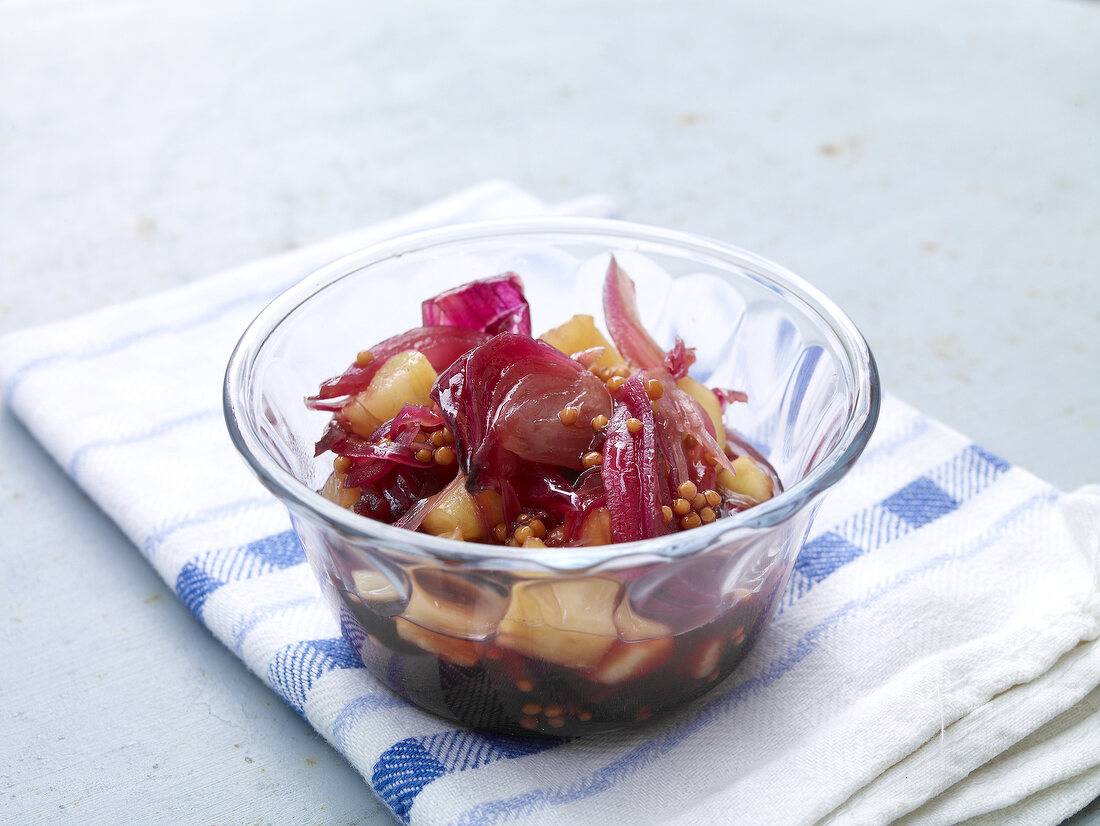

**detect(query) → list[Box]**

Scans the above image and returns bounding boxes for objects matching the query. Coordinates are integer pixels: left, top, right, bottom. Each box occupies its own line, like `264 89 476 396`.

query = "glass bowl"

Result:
224 218 880 736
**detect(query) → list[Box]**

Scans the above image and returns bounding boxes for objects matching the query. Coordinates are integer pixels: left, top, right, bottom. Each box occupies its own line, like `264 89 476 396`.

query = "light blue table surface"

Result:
2 1 1097 822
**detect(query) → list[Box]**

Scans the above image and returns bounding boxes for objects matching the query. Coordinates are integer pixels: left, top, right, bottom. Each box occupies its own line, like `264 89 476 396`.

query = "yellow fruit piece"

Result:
539 315 625 369
401 566 509 640
321 469 361 509
421 476 503 540
361 350 438 424
577 506 612 546
592 598 674 685
614 598 672 641
717 455 774 503
677 376 726 449
688 635 725 680
352 568 400 604
497 577 622 670
593 637 674 684
395 619 481 667
342 393 382 437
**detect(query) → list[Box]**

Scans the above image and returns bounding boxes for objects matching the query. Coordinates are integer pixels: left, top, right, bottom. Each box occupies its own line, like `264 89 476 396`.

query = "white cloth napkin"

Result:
2 182 1097 826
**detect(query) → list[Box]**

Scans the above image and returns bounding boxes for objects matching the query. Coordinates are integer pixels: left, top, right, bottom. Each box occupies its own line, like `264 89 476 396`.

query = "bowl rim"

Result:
224 216 881 568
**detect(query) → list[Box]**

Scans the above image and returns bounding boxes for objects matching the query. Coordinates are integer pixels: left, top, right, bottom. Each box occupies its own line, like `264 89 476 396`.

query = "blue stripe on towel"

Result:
373 739 449 822
269 637 362 715
174 529 305 620
2 283 292 399
68 408 220 478
792 531 864 592
142 495 281 559
881 476 960 528
374 731 560 823
783 444 1009 605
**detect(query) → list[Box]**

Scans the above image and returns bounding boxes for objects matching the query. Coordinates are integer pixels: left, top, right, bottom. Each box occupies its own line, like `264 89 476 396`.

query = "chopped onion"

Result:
645 367 737 479
661 337 696 380
570 346 607 369
712 387 750 409
432 333 612 493
310 268 781 543
602 256 667 369
421 273 531 336
602 375 670 543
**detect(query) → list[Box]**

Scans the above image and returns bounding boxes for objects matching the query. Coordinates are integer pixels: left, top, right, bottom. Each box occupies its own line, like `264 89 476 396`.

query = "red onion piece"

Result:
350 463 454 523
661 337 696 379
314 417 351 457
319 405 454 489
713 387 750 410
432 333 612 493
504 465 581 531
306 326 488 407
343 425 422 487
646 367 737 479
602 374 670 543
563 466 609 544
421 273 531 336
394 476 458 532
570 346 607 369
390 404 445 431
602 256 667 369
651 396 694 499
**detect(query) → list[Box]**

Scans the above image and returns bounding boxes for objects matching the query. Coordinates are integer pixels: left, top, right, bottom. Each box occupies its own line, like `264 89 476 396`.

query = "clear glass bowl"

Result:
224 218 880 736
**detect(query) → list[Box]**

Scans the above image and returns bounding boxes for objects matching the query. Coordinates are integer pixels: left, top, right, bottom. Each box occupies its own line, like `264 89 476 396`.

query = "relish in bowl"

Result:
224 219 879 735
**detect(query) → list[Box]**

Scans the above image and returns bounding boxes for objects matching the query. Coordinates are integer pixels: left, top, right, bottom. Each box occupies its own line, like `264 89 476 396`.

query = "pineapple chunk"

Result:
687 635 725 680
321 469 361 509
594 637 674 684
539 315 625 369
395 619 481 667
342 393 382 437
717 455 774 503
421 476 504 541
360 350 438 424
497 577 622 670
352 568 400 604
593 598 674 684
397 566 503 665
677 376 726 449
402 566 509 639
614 598 672 641
577 506 612 546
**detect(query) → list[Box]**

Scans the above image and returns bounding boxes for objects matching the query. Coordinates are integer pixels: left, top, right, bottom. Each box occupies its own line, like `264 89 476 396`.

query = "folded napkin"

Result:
2 182 1097 826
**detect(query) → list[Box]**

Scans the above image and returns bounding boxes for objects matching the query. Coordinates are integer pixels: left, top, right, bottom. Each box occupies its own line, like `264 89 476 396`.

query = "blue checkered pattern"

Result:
373 732 559 820
176 530 305 620
785 445 1009 604
269 637 363 715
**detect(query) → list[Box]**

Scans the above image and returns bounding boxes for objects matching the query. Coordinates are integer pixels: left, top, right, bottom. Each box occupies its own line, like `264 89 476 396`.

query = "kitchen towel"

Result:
2 181 1097 826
